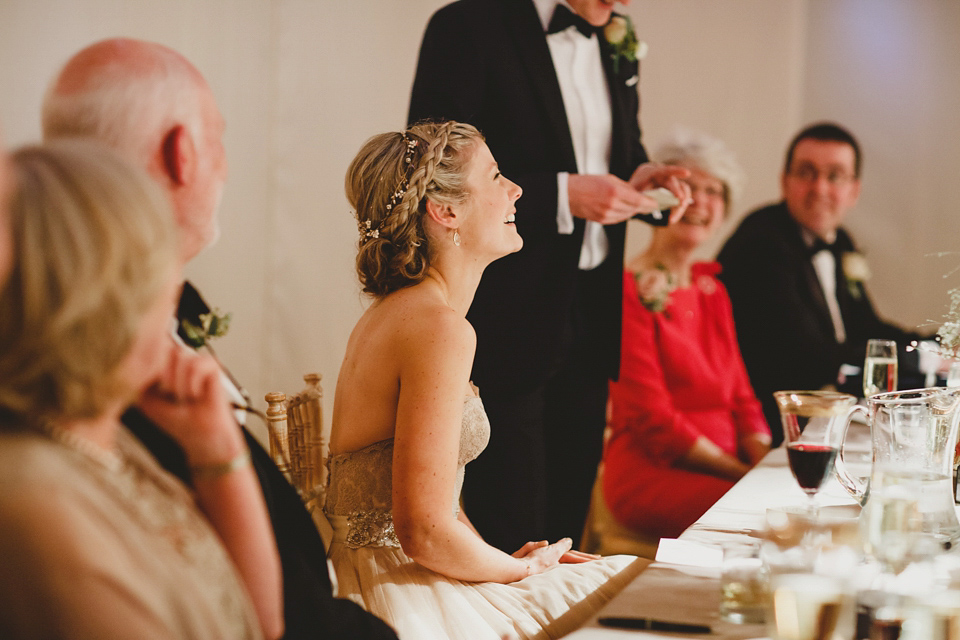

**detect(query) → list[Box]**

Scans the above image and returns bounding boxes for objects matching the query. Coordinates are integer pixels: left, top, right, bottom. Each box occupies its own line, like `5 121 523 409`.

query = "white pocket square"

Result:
625 75 639 87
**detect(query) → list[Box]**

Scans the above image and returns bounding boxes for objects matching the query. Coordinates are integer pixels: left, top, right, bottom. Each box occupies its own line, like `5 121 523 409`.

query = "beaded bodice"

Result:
323 396 490 548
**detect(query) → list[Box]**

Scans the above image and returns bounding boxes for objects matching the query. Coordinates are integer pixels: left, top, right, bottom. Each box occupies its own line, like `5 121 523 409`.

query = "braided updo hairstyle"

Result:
346 121 484 298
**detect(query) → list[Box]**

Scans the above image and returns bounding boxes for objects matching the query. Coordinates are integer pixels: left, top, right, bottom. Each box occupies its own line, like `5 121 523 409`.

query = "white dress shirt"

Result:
802 229 847 344
535 0 613 270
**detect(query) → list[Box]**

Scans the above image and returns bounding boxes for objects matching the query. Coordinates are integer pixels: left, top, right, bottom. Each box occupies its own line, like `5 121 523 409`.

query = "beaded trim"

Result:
344 509 401 549
358 131 418 244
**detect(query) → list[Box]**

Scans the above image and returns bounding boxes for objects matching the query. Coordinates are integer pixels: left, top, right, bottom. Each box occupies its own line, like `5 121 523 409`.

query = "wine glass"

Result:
774 391 857 513
863 339 898 398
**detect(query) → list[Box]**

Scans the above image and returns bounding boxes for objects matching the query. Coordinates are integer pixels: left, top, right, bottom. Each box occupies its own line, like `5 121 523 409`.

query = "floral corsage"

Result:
604 14 647 75
181 309 232 349
842 251 870 300
633 264 675 312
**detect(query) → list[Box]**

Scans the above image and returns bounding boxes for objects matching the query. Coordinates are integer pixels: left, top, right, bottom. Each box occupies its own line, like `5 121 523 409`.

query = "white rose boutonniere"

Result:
604 15 646 74
842 251 870 300
634 265 675 313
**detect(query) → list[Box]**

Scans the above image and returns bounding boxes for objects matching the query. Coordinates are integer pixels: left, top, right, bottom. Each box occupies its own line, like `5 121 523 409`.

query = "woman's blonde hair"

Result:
346 121 484 298
0 139 178 428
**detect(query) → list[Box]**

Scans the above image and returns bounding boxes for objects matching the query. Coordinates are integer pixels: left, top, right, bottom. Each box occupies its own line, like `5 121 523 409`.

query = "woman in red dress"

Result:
603 130 771 540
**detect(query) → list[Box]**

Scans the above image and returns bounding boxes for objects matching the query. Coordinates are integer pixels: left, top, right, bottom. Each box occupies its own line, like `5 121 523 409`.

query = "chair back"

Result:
266 373 327 501
265 374 333 549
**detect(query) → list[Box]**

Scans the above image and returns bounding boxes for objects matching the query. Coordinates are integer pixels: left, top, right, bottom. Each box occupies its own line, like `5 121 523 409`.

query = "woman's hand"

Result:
739 433 772 467
511 537 597 576
136 340 243 466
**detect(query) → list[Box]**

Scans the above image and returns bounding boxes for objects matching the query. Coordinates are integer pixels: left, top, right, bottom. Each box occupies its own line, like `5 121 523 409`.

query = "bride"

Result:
324 121 643 640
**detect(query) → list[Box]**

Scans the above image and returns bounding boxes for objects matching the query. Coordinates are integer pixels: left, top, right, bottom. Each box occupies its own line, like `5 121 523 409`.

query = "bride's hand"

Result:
511 538 575 575
559 549 601 564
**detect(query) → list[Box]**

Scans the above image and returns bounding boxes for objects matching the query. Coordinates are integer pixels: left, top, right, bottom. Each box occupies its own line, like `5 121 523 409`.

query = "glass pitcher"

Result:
834 387 960 546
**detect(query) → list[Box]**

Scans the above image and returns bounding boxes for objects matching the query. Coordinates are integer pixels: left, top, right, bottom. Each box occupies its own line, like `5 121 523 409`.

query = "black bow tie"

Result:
547 4 598 38
808 237 841 258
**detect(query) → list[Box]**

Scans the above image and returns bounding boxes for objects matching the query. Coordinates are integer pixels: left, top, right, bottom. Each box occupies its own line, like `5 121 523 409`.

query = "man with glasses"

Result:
718 122 923 445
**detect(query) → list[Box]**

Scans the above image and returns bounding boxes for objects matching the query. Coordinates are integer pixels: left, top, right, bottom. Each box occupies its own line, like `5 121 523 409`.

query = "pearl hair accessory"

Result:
358 132 419 244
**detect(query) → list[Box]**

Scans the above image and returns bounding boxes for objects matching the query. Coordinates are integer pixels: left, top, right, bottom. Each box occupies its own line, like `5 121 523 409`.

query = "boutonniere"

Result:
634 264 675 313
604 14 647 75
181 308 232 349
841 251 870 300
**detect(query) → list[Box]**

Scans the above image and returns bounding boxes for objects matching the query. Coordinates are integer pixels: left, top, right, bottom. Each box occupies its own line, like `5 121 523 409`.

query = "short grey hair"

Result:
41 39 203 163
653 128 745 212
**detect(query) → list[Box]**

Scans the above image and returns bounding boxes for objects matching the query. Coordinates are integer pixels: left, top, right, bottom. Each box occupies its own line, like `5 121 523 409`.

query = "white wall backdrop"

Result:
1 1 957 445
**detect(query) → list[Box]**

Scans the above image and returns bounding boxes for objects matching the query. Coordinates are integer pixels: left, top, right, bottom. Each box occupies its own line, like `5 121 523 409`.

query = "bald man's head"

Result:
43 38 227 263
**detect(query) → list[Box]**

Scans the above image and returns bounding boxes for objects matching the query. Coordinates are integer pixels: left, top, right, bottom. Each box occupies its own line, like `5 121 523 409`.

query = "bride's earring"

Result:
453 229 461 247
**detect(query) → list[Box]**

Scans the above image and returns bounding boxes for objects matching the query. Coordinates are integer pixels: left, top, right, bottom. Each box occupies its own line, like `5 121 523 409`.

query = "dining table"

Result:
567 423 873 639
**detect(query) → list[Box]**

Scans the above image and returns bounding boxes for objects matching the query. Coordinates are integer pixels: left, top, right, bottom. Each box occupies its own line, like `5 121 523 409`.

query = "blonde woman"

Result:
0 140 281 639
323 121 642 640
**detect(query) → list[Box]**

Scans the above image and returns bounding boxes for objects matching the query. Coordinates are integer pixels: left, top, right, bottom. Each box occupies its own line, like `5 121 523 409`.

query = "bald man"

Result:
43 39 398 640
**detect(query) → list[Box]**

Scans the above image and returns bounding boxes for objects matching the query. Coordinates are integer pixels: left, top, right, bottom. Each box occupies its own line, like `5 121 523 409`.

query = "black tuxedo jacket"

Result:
408 0 649 393
123 282 397 640
717 202 924 442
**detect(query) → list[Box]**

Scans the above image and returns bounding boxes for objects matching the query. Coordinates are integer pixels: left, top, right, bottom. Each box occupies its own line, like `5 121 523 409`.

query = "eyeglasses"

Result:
787 165 855 186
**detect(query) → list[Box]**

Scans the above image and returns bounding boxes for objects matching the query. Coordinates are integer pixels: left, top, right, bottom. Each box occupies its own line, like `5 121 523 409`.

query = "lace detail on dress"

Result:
325 396 490 549
50 428 259 639
344 509 400 549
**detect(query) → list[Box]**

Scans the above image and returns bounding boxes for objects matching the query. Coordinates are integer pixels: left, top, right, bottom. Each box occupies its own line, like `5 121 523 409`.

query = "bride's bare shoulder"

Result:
372 287 475 354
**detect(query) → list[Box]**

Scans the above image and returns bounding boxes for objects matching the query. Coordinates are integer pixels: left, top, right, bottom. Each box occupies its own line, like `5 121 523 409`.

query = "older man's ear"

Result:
160 124 196 187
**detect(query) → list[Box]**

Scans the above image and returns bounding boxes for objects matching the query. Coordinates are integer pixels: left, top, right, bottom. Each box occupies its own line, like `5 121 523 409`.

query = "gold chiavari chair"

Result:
265 373 333 549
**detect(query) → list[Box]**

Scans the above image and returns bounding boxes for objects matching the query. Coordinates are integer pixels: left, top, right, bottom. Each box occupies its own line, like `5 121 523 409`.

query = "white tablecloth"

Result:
566 440 866 639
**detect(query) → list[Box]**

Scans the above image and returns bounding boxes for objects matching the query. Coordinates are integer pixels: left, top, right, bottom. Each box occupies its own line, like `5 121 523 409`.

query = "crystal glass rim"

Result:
773 390 857 406
868 386 960 405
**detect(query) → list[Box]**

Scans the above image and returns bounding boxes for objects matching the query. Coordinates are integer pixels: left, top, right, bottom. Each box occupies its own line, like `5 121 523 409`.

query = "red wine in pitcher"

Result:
787 444 838 491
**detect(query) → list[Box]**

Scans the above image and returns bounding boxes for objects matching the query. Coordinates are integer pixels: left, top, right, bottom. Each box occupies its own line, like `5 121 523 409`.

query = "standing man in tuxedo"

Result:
42 39 399 640
409 0 690 552
718 122 924 446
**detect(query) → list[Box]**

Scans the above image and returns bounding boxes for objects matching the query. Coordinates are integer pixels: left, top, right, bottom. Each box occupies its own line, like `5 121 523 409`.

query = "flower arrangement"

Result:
603 15 647 74
938 287 960 359
181 309 232 349
634 264 675 312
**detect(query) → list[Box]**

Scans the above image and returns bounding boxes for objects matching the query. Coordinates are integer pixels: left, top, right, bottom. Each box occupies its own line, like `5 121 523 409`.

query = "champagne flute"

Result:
863 339 898 398
775 391 856 513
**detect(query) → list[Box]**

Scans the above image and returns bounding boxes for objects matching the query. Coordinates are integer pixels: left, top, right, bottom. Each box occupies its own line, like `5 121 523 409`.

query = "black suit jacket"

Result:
123 282 397 640
717 202 924 443
408 0 649 393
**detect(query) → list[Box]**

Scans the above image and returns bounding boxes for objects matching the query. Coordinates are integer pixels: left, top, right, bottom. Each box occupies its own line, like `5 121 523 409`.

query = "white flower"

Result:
604 16 628 44
634 266 675 312
842 252 871 282
635 40 649 60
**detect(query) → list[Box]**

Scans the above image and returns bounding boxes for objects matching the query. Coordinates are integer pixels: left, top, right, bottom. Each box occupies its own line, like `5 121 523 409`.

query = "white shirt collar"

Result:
533 0 572 32
799 226 838 248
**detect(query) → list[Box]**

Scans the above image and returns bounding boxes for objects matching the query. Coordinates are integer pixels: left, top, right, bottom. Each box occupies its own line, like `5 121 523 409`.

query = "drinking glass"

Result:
720 541 767 624
863 339 898 398
767 573 844 640
947 361 960 388
775 391 857 512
